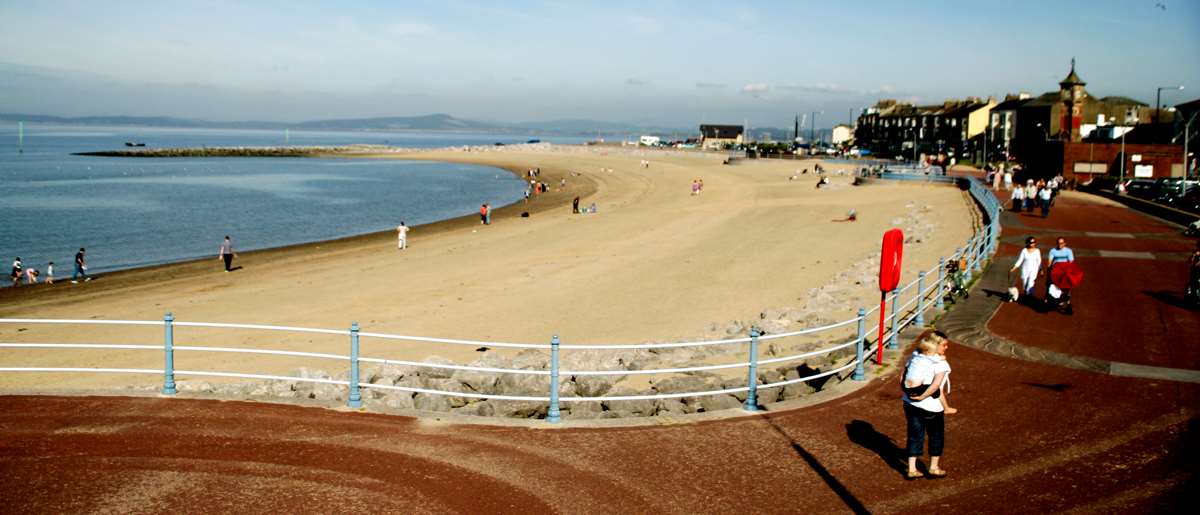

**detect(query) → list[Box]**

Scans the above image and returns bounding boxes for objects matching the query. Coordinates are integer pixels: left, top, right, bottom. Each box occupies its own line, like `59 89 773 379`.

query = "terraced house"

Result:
855 97 995 161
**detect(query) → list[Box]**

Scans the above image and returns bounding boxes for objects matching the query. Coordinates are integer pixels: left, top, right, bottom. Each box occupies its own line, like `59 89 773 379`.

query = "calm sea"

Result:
0 124 588 284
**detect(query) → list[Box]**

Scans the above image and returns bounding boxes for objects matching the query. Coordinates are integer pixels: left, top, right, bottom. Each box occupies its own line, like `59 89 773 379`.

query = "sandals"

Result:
905 470 924 480
926 468 948 479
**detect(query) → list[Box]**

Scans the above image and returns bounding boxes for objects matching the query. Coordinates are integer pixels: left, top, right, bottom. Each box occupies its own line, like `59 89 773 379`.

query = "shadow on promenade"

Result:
846 419 907 477
763 417 871 515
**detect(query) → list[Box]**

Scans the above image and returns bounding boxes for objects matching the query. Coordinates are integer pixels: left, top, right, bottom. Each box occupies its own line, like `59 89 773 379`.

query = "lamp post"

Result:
1185 113 1197 197
1119 127 1127 186
1155 85 1184 124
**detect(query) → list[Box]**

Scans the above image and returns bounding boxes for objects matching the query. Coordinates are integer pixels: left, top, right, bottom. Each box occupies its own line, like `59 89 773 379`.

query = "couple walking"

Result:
1011 236 1078 313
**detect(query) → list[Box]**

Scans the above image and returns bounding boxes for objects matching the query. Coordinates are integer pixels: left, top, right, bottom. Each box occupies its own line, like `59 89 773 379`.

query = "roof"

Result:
1022 91 1066 108
699 124 743 139
993 98 1031 111
1175 98 1200 112
1097 96 1147 107
1059 61 1086 87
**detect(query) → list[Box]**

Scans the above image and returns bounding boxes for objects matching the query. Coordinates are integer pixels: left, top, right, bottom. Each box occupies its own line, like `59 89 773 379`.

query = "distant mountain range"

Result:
0 112 823 141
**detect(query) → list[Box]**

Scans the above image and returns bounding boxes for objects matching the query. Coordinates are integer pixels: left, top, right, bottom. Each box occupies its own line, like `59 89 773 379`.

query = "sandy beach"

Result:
0 146 974 391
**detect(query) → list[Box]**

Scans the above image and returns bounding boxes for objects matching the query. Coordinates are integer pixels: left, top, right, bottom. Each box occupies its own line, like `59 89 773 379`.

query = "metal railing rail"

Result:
0 176 1002 422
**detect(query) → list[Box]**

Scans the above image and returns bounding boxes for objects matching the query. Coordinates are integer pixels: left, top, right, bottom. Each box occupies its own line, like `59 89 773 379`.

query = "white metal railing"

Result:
0 177 1002 422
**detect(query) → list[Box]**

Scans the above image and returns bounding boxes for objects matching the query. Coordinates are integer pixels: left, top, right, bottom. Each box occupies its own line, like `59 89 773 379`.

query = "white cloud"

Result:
742 83 769 93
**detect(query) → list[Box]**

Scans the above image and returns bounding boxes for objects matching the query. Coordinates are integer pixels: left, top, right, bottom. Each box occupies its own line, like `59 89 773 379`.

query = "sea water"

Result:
0 125 586 283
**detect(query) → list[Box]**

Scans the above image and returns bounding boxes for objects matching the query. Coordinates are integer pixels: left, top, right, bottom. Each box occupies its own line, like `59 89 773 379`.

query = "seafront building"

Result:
857 62 1197 181
699 124 745 150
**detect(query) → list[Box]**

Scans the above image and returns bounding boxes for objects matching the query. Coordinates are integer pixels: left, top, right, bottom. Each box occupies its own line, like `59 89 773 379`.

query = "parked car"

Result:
1123 179 1158 199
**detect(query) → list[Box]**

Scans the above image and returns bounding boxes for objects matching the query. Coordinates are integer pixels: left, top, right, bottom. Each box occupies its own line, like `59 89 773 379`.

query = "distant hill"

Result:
0 112 833 141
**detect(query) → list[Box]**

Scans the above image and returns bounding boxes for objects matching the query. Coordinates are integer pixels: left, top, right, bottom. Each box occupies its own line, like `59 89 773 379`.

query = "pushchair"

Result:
943 259 969 304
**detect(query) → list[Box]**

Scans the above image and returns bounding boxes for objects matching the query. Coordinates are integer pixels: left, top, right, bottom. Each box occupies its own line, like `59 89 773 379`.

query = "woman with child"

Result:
902 330 957 480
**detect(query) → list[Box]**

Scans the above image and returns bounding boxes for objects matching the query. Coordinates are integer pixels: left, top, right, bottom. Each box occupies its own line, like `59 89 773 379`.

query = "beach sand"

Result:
0 147 974 391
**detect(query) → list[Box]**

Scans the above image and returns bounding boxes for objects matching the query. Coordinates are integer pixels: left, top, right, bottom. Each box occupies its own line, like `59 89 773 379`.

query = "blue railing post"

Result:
744 327 760 411
887 289 899 349
936 257 946 310
915 271 926 328
853 308 866 381
347 322 362 408
548 335 561 423
162 312 176 395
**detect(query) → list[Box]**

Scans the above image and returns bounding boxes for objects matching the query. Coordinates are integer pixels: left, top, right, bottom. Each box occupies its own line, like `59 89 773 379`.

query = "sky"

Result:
0 0 1197 128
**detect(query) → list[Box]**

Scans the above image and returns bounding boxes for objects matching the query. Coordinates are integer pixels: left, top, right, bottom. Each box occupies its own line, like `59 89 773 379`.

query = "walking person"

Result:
1046 237 1076 313
46 261 54 284
480 204 488 225
484 203 491 225
903 330 955 479
10 257 21 286
72 248 90 283
1010 236 1042 300
218 236 237 272
1024 181 1036 212
1010 183 1025 212
572 196 580 214
1003 169 1013 190
396 222 409 250
1038 184 1053 218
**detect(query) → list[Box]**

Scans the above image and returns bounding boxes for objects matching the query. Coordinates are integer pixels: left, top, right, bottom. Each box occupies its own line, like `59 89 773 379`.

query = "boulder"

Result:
565 401 604 420
654 398 689 416
758 318 791 334
601 388 656 416
452 401 496 417
572 375 615 398
383 392 415 410
270 380 296 396
491 400 547 418
426 378 472 408
419 356 457 379
453 368 498 393
312 382 346 402
497 372 549 397
653 375 715 395
697 394 744 412
753 386 781 405
412 392 451 412
510 349 549 370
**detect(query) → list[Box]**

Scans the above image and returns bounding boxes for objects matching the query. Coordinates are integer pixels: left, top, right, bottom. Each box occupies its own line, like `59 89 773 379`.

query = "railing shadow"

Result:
763 416 871 515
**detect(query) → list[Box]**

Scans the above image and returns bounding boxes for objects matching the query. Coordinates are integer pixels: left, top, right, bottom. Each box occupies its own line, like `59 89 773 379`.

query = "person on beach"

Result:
72 248 90 283
218 236 237 272
10 257 21 286
396 222 409 250
1046 237 1075 313
1010 183 1024 211
485 204 492 225
480 204 488 224
903 330 956 479
698 179 704 194
46 261 54 284
572 196 580 214
24 267 39 284
1011 236 1042 299
690 180 699 196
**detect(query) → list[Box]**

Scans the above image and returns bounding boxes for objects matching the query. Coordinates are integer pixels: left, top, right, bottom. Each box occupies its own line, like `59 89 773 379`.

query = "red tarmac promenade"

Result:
1 190 1197 513
990 193 1200 370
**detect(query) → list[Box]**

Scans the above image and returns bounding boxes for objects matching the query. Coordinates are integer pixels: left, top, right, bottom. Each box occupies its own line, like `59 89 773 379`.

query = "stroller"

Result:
944 259 969 304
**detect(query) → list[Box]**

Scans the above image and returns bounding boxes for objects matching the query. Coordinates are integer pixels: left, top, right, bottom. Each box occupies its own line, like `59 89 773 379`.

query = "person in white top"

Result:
1003 170 1013 190
902 330 956 479
396 221 409 250
1011 236 1042 297
1010 184 1025 211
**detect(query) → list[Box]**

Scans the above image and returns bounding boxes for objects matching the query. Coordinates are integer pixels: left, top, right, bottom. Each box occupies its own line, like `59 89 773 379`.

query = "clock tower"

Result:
1058 58 1087 142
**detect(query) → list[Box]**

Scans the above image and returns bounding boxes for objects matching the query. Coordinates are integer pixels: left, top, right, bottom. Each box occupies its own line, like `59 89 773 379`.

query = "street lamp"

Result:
1155 85 1184 124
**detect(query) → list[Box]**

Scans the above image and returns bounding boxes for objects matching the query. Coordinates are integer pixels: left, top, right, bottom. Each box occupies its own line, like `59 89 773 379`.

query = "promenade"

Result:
1 189 1196 513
